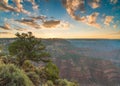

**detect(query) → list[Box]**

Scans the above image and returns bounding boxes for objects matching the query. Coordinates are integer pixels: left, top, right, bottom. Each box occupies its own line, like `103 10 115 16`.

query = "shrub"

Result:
0 63 34 86
46 80 54 86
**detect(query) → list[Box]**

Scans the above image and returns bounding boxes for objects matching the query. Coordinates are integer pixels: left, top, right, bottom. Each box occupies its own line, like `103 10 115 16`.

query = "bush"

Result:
26 72 40 86
55 79 79 86
46 80 54 86
45 62 59 82
22 60 35 72
0 63 34 86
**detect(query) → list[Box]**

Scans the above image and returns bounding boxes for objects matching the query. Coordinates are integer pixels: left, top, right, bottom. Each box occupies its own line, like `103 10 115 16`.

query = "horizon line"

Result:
0 37 120 40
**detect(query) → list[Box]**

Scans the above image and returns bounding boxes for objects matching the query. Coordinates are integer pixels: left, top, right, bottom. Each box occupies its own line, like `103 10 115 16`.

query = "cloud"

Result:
110 0 118 4
14 0 23 12
27 0 38 10
42 20 60 28
0 31 14 38
117 31 120 34
87 22 101 29
0 32 11 34
86 12 101 28
15 15 72 30
62 0 85 21
0 23 11 30
16 15 69 29
18 16 46 29
41 20 72 29
16 18 41 29
59 21 72 29
88 0 100 9
87 12 99 24
2 0 8 5
0 1 16 12
0 0 39 14
113 24 117 29
109 31 120 36
15 17 56 29
0 0 30 14
104 16 114 26
0 22 25 31
29 16 47 22
62 0 102 29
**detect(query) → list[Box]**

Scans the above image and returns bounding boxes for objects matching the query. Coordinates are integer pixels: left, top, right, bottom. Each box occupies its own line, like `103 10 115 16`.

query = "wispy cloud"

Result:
59 21 72 29
0 32 11 34
29 16 47 22
0 31 14 38
111 31 120 35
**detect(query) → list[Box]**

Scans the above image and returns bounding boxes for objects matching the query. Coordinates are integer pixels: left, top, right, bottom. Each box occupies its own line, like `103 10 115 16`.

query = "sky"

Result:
0 0 120 39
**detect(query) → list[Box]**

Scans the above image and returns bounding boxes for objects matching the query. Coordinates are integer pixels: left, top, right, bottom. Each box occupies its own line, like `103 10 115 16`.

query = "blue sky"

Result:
0 0 120 39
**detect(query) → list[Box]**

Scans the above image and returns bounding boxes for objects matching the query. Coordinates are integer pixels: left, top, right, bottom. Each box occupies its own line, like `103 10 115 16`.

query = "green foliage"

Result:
46 80 54 86
55 79 79 86
26 72 40 86
36 67 48 83
55 79 67 86
8 32 50 66
0 55 18 65
22 60 35 72
45 62 59 82
0 45 6 57
0 63 34 86
0 45 3 52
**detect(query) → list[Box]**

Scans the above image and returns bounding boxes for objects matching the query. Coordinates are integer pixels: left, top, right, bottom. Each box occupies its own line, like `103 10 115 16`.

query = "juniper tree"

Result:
8 32 50 66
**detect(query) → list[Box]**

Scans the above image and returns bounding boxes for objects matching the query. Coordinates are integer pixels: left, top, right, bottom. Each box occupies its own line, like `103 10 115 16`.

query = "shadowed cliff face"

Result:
53 58 120 86
43 39 120 86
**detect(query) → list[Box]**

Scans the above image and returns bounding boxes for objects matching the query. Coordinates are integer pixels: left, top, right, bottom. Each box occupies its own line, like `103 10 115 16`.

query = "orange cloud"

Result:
59 21 71 29
15 16 72 29
0 0 30 14
62 0 101 29
42 20 60 28
88 0 100 9
62 0 85 21
87 12 99 24
104 16 114 26
16 18 41 29
0 32 11 34
113 25 117 29
0 23 11 30
27 0 38 10
0 32 14 38
29 16 46 22
86 12 101 29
